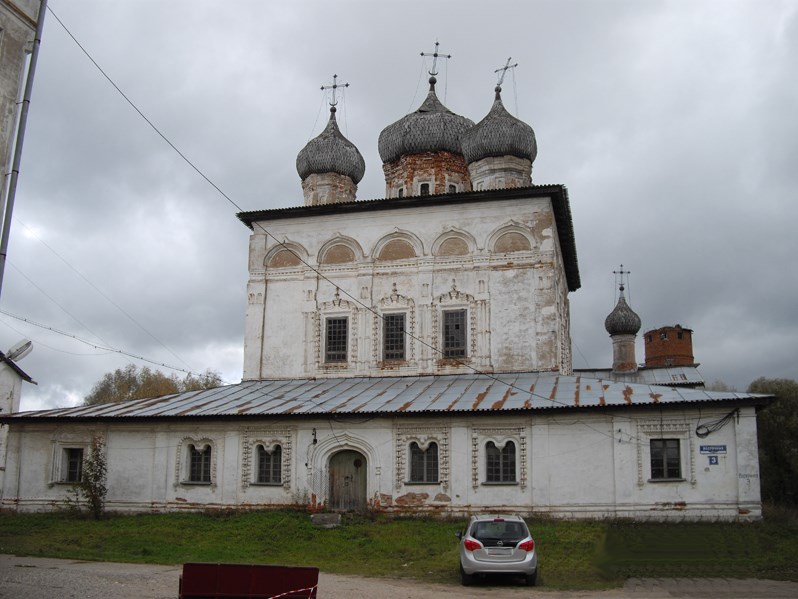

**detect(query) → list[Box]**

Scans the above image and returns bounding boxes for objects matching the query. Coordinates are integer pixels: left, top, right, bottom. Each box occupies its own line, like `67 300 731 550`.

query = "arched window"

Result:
485 441 516 483
256 444 282 484
409 442 439 483
188 444 212 483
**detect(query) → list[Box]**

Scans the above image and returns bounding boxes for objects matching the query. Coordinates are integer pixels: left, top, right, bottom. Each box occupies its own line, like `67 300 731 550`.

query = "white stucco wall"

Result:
243 195 572 380
0 405 762 520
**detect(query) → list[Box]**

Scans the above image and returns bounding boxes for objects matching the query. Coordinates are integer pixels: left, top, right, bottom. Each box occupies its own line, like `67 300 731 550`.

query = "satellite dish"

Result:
6 339 33 362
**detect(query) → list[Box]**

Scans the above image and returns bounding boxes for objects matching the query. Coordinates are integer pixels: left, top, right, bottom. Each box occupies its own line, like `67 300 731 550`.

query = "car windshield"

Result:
471 520 526 542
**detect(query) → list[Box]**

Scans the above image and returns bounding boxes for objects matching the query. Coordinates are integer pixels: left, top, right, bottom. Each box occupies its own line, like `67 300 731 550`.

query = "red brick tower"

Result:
644 325 694 367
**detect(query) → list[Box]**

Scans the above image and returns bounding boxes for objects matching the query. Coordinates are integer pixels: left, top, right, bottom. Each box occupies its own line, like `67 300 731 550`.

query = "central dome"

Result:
378 77 474 163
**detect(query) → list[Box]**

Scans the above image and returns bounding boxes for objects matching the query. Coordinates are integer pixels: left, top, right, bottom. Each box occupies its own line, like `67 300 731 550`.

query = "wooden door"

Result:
329 450 367 511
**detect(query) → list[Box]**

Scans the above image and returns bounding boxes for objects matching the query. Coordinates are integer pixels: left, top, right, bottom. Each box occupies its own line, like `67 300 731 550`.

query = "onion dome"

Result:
604 285 642 336
296 107 365 183
378 76 474 163
461 85 537 165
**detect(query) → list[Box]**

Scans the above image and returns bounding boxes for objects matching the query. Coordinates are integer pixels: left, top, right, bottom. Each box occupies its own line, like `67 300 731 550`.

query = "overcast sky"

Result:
2 0 796 411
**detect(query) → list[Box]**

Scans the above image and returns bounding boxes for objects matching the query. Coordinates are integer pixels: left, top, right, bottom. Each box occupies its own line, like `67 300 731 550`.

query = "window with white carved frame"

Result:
188 444 212 483
383 313 406 361
443 309 467 358
325 317 348 363
256 444 282 484
650 439 682 480
485 440 516 483
409 441 439 483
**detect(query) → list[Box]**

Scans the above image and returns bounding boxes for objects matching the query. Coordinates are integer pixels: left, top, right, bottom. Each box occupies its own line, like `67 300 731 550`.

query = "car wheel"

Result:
460 565 476 586
525 570 537 586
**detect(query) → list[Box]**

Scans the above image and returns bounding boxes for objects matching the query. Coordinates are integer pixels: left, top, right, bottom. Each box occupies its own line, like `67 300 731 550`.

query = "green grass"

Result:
2 507 797 589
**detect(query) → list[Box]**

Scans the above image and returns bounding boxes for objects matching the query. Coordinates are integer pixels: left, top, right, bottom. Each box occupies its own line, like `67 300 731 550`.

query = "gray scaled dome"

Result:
604 286 642 336
461 86 537 164
378 76 474 163
296 107 365 183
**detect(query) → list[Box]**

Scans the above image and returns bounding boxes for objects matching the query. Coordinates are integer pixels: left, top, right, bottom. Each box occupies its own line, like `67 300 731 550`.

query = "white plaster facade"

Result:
0 404 763 520
242 189 575 381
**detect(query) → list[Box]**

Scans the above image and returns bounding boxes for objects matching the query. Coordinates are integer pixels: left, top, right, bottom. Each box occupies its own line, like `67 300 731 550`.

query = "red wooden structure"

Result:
179 563 318 599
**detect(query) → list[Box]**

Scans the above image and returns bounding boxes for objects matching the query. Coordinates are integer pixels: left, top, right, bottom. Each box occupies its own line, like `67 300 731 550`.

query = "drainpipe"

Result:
0 0 48 299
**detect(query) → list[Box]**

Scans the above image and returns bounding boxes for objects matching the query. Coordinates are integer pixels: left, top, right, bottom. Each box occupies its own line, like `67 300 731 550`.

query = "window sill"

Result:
648 478 686 483
180 481 213 486
481 481 519 486
250 482 283 487
405 481 441 486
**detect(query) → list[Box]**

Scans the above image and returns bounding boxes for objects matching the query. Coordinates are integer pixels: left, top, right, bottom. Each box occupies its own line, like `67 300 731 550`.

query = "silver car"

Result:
457 514 538 586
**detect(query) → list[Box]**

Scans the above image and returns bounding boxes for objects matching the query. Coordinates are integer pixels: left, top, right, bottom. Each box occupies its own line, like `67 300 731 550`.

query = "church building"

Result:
0 52 770 520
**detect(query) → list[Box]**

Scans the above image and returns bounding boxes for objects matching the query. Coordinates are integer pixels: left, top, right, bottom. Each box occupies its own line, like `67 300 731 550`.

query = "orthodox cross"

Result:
421 40 451 76
321 74 349 107
613 264 630 292
494 57 518 86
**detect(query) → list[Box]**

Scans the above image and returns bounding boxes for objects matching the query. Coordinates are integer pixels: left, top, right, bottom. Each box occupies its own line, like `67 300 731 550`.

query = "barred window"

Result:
420 183 430 196
409 442 439 483
189 444 212 483
325 317 348 363
443 310 467 358
383 313 406 361
486 441 516 483
256 445 282 484
650 439 681 480
63 448 84 483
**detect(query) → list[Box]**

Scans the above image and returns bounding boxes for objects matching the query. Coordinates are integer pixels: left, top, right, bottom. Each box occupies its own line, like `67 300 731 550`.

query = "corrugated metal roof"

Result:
575 366 704 387
0 372 770 422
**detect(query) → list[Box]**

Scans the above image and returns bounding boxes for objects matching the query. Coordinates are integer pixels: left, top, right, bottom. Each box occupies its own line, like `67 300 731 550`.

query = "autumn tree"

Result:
77 434 108 519
84 364 221 405
749 377 798 506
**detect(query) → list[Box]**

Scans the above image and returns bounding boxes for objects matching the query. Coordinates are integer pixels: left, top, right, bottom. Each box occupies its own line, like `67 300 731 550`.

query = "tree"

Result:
749 377 798 506
84 364 222 405
76 434 107 520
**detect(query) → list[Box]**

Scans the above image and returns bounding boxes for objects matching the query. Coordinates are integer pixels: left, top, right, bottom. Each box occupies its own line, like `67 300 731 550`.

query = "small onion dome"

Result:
461 85 537 165
296 107 365 183
604 286 642 336
378 76 474 163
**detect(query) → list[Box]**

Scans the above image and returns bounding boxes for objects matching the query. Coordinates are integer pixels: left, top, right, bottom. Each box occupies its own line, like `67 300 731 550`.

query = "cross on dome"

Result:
494 57 518 87
321 74 349 107
421 40 451 77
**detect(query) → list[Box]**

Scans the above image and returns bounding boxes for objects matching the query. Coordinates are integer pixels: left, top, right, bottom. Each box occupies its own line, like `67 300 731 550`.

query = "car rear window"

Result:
472 520 527 542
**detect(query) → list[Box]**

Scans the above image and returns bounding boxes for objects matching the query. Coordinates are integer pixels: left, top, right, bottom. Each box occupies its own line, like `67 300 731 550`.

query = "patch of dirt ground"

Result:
1 555 797 599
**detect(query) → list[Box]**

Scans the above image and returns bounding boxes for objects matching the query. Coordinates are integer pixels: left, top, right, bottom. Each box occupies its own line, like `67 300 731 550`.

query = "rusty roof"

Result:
0 372 771 422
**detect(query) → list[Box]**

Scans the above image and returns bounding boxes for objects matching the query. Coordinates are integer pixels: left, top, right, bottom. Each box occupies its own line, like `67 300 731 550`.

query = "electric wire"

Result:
43 9 744 449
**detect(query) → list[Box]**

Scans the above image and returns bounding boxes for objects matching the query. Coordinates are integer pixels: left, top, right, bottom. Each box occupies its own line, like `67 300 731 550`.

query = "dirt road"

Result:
2 554 797 599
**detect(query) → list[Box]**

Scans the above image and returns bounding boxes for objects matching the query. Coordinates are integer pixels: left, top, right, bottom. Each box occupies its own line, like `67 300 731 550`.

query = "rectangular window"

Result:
650 439 681 480
325 317 348 363
189 444 212 483
409 442 439 483
256 445 282 484
443 310 467 358
383 313 406 361
63 448 84 483
420 182 430 196
486 441 516 482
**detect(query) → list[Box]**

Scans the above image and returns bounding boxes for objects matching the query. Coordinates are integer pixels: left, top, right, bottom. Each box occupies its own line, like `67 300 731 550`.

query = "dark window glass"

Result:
650 439 681 479
420 183 430 196
486 441 516 482
398 188 404 198
65 448 84 482
189 444 212 483
325 317 348 363
383 313 406 360
443 310 467 358
409 442 439 483
448 184 456 193
257 445 282 484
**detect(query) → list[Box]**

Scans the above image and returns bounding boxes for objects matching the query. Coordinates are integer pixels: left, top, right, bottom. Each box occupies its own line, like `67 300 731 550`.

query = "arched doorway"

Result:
329 449 367 511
